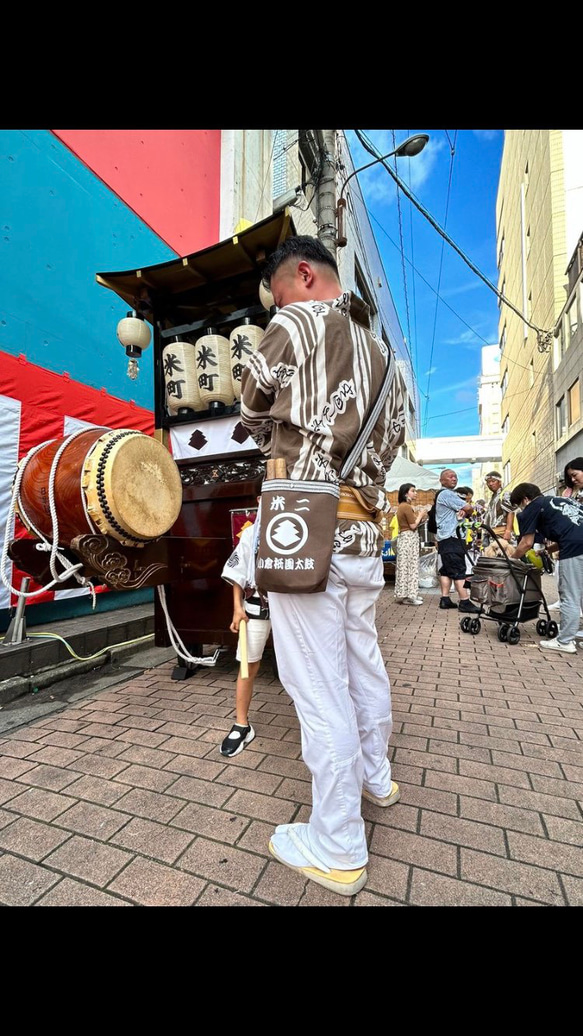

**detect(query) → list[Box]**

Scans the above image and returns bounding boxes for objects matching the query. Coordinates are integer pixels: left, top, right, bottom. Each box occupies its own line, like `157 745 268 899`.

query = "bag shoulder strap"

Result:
340 351 396 481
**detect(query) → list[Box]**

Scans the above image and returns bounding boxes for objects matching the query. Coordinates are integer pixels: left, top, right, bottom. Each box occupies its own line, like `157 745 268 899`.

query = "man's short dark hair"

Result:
457 486 473 497
261 235 339 287
509 483 541 508
485 471 502 480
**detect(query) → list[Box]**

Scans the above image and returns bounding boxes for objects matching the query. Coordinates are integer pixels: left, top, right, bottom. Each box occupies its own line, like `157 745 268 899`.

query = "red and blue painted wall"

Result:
0 129 222 620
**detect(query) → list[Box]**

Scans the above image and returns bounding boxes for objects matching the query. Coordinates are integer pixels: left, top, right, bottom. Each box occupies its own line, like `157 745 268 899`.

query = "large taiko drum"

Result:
16 428 183 548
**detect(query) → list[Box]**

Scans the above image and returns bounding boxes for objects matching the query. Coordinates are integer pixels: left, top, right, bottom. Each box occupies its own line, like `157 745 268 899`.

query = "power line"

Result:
353 130 554 352
424 130 457 433
424 405 476 423
391 130 413 373
340 134 415 372
364 203 547 384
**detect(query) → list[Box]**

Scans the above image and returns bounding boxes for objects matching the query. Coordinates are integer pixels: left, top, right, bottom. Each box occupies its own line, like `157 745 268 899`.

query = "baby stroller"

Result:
459 524 557 646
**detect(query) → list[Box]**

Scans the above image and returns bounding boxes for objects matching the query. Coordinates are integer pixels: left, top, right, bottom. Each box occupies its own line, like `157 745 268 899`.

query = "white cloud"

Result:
428 376 478 399
472 130 501 142
442 280 483 298
424 366 438 376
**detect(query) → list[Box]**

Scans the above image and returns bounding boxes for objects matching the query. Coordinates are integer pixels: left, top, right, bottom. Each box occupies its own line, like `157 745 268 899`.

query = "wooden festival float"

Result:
7 210 294 677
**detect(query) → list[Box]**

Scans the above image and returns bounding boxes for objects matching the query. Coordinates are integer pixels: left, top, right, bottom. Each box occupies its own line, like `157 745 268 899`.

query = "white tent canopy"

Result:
384 456 441 492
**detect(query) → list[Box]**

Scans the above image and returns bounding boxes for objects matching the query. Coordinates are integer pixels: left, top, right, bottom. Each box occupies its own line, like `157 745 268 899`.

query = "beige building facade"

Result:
496 130 583 493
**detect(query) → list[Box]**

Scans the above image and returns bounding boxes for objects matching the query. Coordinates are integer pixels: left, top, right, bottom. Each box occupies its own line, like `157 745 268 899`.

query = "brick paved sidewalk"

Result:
0 582 582 907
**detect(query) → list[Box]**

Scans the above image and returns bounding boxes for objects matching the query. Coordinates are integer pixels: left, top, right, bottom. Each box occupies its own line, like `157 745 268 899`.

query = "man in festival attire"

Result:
240 236 406 897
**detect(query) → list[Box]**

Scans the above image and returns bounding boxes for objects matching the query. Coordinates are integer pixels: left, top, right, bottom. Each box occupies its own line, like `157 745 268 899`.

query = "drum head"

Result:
84 431 182 543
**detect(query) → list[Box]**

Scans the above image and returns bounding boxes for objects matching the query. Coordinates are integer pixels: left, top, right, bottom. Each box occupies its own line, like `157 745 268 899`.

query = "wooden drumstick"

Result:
266 458 286 479
239 619 249 679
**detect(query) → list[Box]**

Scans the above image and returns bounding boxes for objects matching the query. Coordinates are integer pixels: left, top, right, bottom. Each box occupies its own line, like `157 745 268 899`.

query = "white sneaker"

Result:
406 597 423 606
539 639 576 654
547 600 561 610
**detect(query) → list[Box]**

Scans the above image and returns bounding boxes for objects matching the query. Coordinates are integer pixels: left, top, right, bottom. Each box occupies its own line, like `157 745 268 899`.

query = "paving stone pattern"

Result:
0 588 582 907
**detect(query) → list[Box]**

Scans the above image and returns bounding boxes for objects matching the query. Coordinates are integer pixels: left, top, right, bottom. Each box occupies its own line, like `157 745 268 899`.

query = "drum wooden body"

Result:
17 428 182 548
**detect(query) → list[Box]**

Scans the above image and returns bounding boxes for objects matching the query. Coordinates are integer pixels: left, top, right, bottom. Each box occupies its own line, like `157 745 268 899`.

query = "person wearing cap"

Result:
483 471 517 548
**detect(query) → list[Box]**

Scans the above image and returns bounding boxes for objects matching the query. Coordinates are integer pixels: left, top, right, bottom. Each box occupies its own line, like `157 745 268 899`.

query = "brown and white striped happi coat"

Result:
240 291 406 557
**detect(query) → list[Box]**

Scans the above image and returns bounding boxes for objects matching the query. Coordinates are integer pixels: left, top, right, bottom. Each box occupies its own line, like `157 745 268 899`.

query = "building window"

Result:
565 298 579 350
501 369 508 396
526 225 531 257
524 161 529 190
498 234 505 269
529 358 534 386
502 414 509 436
532 430 536 453
569 379 581 425
554 324 565 370
503 461 511 485
500 324 506 353
498 278 505 309
556 395 567 439
354 259 377 326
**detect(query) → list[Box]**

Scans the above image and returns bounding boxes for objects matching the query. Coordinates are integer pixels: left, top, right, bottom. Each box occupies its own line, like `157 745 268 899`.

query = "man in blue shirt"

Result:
435 469 479 612
511 481 583 654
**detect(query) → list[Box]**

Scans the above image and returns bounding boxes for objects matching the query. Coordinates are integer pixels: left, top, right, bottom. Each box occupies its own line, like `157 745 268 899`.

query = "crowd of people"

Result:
389 458 583 656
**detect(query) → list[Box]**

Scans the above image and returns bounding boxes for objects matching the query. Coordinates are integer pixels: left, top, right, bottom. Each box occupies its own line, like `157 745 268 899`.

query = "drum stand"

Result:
2 577 30 646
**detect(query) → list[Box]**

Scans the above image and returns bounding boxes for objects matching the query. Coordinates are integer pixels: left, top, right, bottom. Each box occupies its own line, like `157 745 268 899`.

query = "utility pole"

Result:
316 130 337 259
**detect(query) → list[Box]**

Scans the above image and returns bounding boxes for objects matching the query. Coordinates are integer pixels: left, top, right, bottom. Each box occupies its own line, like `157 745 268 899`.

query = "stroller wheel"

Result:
460 617 471 633
547 620 559 639
469 618 481 635
507 626 521 645
498 624 509 642
536 619 548 636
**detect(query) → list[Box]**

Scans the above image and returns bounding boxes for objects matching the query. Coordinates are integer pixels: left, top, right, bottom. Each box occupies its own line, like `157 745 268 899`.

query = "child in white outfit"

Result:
219 520 271 757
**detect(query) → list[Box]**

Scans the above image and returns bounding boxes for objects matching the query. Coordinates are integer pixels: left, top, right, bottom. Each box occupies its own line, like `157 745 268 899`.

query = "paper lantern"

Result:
195 328 234 411
163 340 203 415
229 319 265 400
117 310 151 381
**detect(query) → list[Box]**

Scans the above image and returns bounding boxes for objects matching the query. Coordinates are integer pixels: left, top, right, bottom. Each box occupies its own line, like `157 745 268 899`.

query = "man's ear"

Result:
297 260 314 287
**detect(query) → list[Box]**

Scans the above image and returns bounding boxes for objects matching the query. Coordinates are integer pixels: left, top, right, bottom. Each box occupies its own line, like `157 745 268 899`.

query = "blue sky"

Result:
345 129 505 480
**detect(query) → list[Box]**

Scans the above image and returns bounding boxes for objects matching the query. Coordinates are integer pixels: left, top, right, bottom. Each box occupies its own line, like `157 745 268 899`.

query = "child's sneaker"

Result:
220 723 256 758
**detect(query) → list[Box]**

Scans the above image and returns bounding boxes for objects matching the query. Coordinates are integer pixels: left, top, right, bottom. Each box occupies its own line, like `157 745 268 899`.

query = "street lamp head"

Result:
336 132 430 247
394 133 429 158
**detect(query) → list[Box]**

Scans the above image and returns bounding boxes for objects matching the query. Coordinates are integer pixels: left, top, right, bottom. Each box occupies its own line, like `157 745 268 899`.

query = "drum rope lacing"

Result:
157 585 221 667
1 430 98 605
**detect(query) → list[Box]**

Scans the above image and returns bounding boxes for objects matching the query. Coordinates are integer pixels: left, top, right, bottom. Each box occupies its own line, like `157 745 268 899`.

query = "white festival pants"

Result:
268 554 393 869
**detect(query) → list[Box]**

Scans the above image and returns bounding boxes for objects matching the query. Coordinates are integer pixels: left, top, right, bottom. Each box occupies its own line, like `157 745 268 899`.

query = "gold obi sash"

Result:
337 485 383 524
